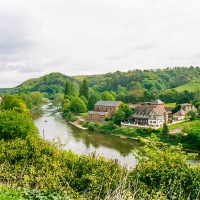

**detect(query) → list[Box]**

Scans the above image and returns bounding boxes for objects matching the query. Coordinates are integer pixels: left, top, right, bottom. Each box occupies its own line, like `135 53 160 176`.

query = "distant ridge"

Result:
0 67 199 96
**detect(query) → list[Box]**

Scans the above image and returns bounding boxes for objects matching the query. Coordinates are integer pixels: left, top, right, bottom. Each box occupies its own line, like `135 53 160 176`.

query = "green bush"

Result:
64 113 78 122
132 135 200 199
0 110 38 140
0 136 127 199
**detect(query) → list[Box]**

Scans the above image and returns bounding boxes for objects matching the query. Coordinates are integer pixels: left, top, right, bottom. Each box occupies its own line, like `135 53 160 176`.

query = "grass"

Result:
78 112 88 117
168 117 200 132
175 80 200 92
165 103 176 107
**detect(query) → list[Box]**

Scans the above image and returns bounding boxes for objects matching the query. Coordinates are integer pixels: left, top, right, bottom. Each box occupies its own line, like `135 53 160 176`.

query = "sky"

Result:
0 0 200 88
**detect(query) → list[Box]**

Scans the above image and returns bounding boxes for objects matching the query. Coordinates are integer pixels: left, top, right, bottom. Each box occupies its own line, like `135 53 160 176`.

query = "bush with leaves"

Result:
0 110 38 140
70 97 87 114
132 134 200 199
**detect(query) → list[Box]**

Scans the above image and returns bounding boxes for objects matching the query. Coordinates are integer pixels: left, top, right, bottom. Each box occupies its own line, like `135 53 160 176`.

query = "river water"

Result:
34 105 200 167
34 105 142 168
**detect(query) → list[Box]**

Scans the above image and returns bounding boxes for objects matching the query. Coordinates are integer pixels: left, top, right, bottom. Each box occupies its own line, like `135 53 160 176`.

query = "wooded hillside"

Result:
0 66 199 103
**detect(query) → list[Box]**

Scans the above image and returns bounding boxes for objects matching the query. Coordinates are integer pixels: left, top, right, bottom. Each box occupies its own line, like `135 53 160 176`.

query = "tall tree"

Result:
79 79 89 100
64 80 73 96
88 93 101 110
162 123 169 135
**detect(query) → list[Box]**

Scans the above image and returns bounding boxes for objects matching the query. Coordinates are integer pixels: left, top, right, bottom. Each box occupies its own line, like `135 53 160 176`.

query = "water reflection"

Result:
34 105 141 167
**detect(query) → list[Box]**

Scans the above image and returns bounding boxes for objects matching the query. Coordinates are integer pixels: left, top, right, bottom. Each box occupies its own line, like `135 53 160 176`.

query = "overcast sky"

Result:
0 0 200 88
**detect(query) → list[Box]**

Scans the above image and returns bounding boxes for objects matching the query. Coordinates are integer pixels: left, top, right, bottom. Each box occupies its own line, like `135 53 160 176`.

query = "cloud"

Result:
0 0 200 87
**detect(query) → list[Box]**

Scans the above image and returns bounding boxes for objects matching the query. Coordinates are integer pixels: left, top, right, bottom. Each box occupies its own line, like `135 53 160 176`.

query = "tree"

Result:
162 123 169 135
186 110 196 120
101 91 114 101
79 79 89 100
1 95 29 114
172 104 182 114
62 99 71 113
0 110 38 140
52 93 64 108
70 97 87 114
112 103 132 125
88 93 101 110
113 110 125 126
118 103 132 119
64 79 75 96
80 95 88 107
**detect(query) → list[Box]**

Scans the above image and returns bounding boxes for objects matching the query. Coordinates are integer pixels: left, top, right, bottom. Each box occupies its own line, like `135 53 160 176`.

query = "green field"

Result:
175 80 200 92
165 103 176 107
168 118 200 133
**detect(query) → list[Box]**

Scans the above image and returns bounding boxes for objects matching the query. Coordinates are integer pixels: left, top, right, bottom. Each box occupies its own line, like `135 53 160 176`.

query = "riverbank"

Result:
68 116 88 130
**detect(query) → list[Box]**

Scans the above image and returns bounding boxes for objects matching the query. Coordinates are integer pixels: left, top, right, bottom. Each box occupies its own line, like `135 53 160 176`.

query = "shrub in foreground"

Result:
0 110 38 140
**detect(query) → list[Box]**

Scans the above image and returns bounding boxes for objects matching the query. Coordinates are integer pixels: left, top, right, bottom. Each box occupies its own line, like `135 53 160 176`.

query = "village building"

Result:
172 103 197 121
181 103 197 113
88 100 122 122
173 109 186 121
128 99 168 127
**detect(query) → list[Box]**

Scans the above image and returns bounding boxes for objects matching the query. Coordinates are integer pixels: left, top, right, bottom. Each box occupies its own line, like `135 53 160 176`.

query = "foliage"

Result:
186 110 196 120
52 93 64 107
0 134 199 199
133 135 200 199
113 110 125 126
63 113 78 122
112 103 132 125
87 92 101 110
19 92 46 109
61 98 71 113
172 104 182 114
1 67 200 104
80 95 88 107
101 91 115 100
64 79 76 96
0 185 25 200
1 95 29 114
79 78 89 100
30 107 43 119
70 97 87 114
0 136 127 199
0 110 38 140
162 123 169 135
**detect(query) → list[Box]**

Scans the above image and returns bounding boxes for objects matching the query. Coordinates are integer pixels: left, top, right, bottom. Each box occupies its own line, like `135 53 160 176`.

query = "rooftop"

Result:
95 100 122 107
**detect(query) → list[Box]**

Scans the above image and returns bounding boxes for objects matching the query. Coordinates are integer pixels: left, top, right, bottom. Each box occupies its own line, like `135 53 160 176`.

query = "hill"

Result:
0 72 79 97
0 67 199 103
174 80 200 92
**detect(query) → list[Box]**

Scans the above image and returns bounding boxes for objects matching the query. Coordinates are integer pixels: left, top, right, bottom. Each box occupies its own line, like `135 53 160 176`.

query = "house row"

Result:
88 99 197 127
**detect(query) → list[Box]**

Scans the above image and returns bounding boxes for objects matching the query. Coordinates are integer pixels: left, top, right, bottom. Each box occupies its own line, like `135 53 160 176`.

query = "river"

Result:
34 104 200 167
34 105 142 168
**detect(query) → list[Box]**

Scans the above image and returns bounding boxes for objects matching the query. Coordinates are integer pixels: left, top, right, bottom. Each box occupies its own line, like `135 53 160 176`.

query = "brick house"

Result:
88 100 122 122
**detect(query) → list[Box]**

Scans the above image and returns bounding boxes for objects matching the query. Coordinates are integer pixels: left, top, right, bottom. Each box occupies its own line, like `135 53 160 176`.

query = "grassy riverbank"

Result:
81 118 200 151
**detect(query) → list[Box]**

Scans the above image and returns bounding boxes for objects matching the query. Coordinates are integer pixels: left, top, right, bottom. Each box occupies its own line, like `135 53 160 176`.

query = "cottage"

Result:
173 109 186 121
128 99 168 127
181 103 197 113
88 100 122 122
